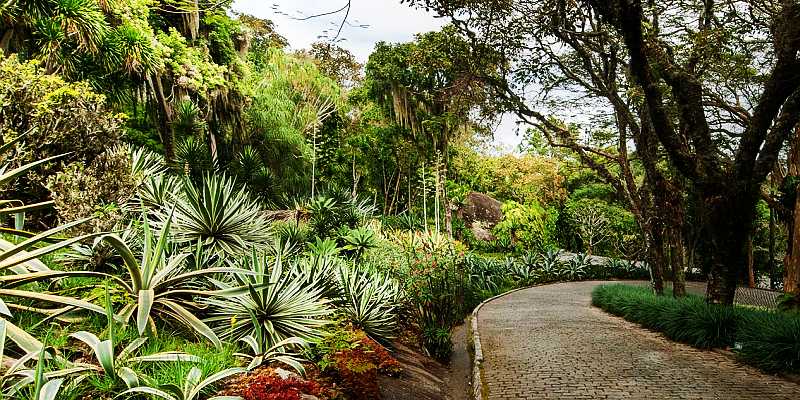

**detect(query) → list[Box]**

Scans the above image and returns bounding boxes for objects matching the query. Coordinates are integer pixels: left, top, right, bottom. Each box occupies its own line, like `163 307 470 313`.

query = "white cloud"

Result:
231 0 525 151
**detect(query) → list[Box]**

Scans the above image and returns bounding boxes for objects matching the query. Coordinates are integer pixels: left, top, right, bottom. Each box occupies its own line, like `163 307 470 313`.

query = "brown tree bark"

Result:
669 226 687 297
648 226 666 295
149 74 175 162
786 184 800 294
785 127 800 295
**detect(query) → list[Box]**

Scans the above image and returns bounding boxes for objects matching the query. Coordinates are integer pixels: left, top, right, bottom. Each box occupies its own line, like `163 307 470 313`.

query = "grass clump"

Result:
592 284 800 374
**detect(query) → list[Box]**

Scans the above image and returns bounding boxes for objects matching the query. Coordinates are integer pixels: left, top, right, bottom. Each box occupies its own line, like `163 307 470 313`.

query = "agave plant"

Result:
341 227 377 260
335 264 401 344
291 247 341 300
0 134 121 345
2 339 67 400
96 216 250 347
56 221 141 272
128 145 167 179
465 254 505 293
536 249 562 281
204 251 331 346
0 328 98 400
133 174 184 212
162 174 272 257
561 253 590 281
118 366 245 400
70 290 200 389
236 321 307 372
510 254 538 285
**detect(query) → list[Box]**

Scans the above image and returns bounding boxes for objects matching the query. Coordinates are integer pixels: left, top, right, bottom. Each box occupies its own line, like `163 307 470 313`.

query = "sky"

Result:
231 0 526 153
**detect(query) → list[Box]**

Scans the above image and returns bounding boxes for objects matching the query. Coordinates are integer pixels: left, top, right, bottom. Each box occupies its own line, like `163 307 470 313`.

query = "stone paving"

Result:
477 281 800 399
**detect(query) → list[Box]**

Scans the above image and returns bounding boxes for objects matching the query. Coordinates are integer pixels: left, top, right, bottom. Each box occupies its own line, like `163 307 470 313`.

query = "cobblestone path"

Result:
477 281 800 399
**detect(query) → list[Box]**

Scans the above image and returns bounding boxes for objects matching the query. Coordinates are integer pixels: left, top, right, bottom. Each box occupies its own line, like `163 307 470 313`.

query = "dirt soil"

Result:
379 323 472 400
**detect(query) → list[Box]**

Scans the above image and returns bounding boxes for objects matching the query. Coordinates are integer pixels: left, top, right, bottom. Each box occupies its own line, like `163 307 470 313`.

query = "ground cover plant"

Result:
592 284 800 373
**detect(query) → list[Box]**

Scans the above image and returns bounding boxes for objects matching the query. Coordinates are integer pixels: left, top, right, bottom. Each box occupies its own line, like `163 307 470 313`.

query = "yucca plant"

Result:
307 196 338 238
118 366 245 400
335 264 401 344
174 136 216 182
163 174 271 257
96 216 250 348
204 251 331 347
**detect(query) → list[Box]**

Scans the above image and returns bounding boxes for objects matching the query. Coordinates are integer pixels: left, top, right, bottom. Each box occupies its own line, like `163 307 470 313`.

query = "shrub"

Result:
335 264 401 343
46 146 136 233
592 284 800 374
0 55 125 208
492 200 558 254
240 375 329 400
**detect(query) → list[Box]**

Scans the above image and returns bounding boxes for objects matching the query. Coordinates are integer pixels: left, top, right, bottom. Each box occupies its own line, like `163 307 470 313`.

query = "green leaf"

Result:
38 378 63 400
189 367 246 400
137 289 155 335
116 386 177 400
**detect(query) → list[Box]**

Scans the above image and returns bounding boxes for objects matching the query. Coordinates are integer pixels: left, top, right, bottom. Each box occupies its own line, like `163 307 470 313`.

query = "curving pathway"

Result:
477 281 800 399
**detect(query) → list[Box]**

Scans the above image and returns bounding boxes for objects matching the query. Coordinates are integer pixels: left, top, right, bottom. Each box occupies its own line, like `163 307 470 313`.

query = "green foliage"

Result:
341 227 378 260
493 201 558 254
163 174 272 257
157 28 227 94
95 217 240 348
592 284 800 373
736 311 800 373
204 251 331 346
335 264 401 343
0 55 125 209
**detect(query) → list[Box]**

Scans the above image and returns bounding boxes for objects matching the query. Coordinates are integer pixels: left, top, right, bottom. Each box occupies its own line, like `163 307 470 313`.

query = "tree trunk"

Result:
786 186 800 294
669 227 687 297
769 206 777 290
1 29 13 53
785 127 800 295
149 74 175 162
705 186 757 304
648 227 666 295
442 128 453 237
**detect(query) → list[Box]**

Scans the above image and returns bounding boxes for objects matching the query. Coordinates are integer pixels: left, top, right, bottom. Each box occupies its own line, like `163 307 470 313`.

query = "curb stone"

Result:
470 285 541 400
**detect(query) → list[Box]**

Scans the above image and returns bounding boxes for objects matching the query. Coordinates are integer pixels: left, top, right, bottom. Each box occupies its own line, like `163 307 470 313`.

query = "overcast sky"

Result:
231 0 526 153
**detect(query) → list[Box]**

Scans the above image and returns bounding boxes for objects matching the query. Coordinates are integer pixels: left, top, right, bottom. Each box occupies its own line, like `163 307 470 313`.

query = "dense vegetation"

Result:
593 285 800 374
0 0 799 397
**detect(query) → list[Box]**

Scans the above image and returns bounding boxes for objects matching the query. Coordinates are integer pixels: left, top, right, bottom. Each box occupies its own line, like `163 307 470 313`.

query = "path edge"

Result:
470 285 538 400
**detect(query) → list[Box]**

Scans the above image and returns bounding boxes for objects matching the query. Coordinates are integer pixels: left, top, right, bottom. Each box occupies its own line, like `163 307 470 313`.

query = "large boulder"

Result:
457 192 503 241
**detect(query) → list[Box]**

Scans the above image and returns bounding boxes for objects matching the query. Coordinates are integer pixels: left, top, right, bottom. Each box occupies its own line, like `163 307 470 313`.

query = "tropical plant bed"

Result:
592 284 800 374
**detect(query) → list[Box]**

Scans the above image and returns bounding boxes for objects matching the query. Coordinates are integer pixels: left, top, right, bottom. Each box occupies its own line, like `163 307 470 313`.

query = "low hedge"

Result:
592 284 800 374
